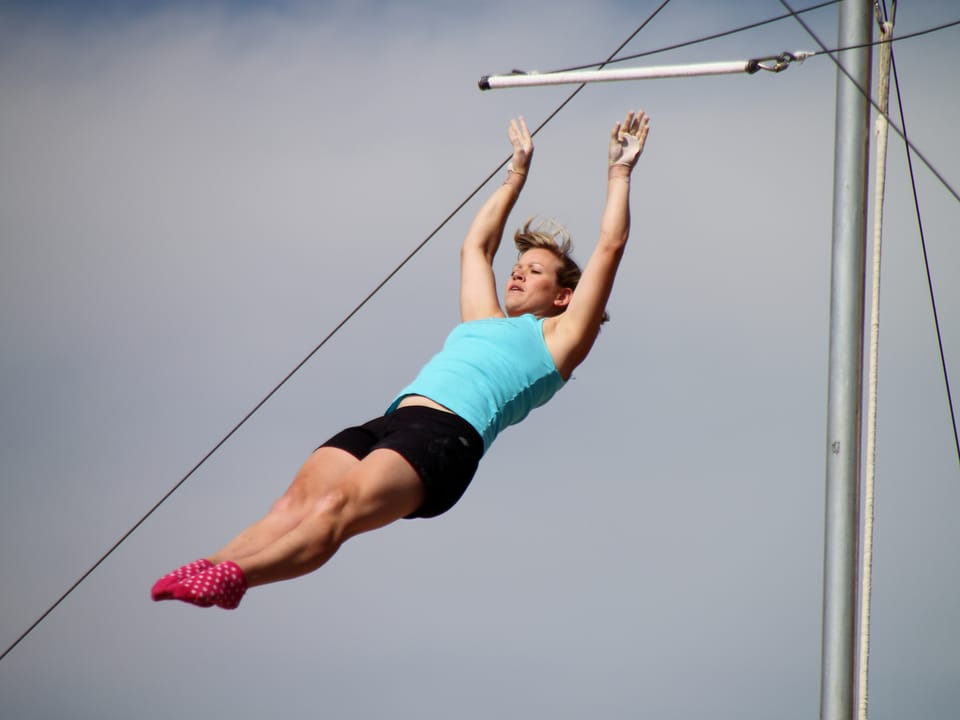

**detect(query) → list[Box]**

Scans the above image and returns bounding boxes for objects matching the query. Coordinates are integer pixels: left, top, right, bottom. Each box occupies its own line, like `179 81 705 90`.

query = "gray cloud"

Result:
1 2 958 719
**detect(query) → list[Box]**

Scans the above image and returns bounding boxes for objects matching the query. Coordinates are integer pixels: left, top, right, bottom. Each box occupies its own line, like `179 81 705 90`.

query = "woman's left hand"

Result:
609 110 650 171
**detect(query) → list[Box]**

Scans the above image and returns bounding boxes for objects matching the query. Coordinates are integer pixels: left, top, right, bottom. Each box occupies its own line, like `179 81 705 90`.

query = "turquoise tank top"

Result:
388 314 566 453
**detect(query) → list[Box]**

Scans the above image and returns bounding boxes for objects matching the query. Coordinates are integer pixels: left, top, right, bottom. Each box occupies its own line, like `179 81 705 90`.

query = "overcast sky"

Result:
1 1 958 718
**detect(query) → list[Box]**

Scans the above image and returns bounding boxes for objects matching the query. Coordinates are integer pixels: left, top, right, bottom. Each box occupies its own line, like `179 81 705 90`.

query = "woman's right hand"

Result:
507 116 533 176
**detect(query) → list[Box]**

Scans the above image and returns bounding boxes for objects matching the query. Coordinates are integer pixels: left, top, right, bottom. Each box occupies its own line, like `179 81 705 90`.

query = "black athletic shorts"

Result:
319 406 484 519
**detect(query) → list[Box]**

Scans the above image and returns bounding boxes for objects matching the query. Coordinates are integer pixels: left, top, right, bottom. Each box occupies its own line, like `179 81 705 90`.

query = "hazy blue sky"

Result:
1 1 958 718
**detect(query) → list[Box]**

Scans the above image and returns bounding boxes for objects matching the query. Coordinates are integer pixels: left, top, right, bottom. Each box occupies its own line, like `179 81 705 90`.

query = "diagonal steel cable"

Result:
0 0 676 666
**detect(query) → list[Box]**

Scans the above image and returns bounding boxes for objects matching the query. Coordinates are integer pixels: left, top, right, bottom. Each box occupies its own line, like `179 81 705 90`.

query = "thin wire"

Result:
532 5 958 82
781 0 959 463
778 0 960 206
0 191 485 665
0 0 675 666
548 0 840 73
555 18 960 76
817 18 960 57
888 35 960 465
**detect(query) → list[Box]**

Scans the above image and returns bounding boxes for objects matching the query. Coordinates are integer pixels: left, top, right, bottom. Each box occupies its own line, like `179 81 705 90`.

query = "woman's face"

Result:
503 248 570 317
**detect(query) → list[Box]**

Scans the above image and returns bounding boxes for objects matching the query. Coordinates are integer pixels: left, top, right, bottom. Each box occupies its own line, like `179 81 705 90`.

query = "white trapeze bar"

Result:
478 52 813 90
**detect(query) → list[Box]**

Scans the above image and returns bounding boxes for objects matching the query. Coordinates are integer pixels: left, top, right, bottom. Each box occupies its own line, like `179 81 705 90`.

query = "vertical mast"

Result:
820 1 873 719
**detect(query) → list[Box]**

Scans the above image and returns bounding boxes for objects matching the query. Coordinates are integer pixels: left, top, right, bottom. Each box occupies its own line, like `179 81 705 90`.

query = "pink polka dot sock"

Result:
168 561 248 609
151 558 214 601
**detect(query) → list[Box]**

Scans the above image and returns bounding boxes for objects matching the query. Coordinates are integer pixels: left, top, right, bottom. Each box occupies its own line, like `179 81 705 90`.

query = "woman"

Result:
152 109 650 609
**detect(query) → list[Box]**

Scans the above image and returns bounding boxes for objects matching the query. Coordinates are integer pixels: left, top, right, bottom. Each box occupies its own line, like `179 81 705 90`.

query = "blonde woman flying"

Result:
152 109 650 609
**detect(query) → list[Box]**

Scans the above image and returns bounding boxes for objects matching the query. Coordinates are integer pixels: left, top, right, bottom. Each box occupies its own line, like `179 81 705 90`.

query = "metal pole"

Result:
478 52 814 91
479 60 756 90
821 1 872 719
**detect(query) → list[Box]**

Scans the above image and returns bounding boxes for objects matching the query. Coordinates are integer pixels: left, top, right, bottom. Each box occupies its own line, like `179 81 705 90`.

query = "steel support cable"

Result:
778 1 960 203
0 0 675 666
816 17 960 57
490 2 954 85
887 36 960 467
546 0 841 74
779 0 960 465
480 16 959 90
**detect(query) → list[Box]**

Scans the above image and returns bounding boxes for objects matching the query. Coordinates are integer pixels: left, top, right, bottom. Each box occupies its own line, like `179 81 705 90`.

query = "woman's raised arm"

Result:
459 117 533 322
547 110 650 377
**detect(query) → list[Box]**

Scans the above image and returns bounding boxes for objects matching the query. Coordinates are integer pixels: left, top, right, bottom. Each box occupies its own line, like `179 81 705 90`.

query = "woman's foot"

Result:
151 558 214 600
162 561 248 609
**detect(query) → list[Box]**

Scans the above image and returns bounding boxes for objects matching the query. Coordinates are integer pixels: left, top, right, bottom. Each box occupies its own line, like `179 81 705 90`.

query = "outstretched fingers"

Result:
630 110 650 154
609 109 650 169
610 120 623 143
508 116 532 148
619 110 648 138
507 116 533 175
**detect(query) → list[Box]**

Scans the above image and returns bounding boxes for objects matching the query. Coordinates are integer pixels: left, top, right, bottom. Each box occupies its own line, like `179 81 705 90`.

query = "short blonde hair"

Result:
513 217 609 323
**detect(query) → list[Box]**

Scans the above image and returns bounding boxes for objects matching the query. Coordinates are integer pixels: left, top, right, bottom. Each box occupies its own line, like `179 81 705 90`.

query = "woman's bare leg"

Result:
153 448 360 599
154 447 424 606
207 447 360 565
235 448 424 587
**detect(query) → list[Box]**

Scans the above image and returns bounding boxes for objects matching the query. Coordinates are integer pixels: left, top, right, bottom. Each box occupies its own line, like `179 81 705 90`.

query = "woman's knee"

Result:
272 448 360 515
270 479 351 526
309 485 352 520
297 490 353 558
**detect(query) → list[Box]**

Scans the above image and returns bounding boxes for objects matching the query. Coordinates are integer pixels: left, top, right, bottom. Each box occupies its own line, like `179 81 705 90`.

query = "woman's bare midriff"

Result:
395 395 456 414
